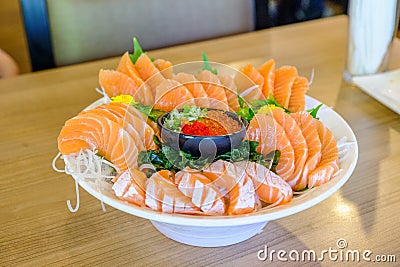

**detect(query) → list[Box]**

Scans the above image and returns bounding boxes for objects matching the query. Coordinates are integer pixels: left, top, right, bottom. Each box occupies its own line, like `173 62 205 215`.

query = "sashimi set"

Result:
55 38 343 216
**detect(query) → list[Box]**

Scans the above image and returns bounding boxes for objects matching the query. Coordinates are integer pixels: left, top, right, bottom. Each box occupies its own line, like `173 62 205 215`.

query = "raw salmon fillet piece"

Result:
258 59 276 98
273 66 298 108
145 170 200 214
99 69 153 105
290 111 322 190
112 169 148 206
153 79 194 112
239 161 293 206
175 167 226 215
197 70 229 110
308 119 339 188
247 114 295 180
288 76 309 112
202 160 256 215
174 72 209 108
271 108 308 190
135 53 165 96
58 112 139 171
235 64 265 102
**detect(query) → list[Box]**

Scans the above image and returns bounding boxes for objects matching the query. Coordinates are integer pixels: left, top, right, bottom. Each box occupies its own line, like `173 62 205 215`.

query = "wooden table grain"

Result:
1 15 399 266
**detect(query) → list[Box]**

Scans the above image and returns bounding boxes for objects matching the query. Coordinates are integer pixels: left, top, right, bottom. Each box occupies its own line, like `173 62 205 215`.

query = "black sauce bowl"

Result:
157 109 247 158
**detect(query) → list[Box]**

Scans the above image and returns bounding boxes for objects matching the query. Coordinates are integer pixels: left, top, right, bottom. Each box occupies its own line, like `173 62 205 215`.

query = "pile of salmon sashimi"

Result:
55 42 340 216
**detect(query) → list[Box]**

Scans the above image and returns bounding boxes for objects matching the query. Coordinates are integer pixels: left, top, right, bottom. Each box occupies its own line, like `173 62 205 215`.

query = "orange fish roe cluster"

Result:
207 110 241 133
201 118 228 135
181 119 228 136
181 121 211 136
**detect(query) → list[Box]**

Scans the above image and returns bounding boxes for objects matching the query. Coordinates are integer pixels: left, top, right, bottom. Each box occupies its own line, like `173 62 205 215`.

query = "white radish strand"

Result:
52 149 118 212
239 84 259 98
95 87 112 103
308 68 315 86
52 152 65 173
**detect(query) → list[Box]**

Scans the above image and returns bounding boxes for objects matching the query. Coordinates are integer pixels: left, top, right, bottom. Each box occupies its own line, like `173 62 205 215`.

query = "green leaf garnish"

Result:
202 52 217 75
236 94 255 123
251 95 290 114
130 101 165 122
162 105 208 132
307 103 323 119
130 37 144 64
138 137 281 176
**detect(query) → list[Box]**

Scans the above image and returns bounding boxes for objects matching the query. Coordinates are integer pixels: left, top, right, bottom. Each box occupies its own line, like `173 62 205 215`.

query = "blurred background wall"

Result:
0 0 348 75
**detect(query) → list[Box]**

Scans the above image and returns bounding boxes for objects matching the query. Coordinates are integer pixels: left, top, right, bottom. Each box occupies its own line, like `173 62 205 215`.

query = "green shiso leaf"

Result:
129 100 165 122
307 103 323 119
202 52 218 75
138 136 281 176
130 37 144 64
251 94 290 114
236 95 255 123
162 105 208 132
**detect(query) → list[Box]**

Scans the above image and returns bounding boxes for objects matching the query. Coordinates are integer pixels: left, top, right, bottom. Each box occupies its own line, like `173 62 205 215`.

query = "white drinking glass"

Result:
344 0 400 81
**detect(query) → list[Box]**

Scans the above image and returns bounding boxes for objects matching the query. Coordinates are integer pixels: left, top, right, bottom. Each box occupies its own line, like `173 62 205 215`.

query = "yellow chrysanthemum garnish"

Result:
258 104 282 114
111 94 134 105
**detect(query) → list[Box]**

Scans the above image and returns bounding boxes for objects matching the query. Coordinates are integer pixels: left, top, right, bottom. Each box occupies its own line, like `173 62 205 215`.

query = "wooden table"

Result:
1 15 399 266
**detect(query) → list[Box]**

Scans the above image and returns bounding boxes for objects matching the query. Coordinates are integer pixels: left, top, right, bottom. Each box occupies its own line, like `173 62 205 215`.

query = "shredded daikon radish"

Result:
95 87 112 103
52 150 118 212
239 84 259 98
347 0 398 75
52 152 65 173
336 136 356 164
308 68 315 86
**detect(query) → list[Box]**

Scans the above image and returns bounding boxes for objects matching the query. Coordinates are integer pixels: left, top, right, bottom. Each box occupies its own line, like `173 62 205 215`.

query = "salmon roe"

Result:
181 119 227 136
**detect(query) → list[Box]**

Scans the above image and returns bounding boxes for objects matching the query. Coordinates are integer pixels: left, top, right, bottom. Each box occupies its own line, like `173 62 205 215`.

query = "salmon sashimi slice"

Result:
145 170 200 214
271 108 308 190
116 52 143 85
63 113 116 156
173 72 209 108
218 74 240 111
235 64 265 102
175 167 226 215
108 102 159 137
273 66 298 109
196 70 229 110
154 58 173 79
59 117 102 155
96 103 157 150
247 114 295 180
58 113 139 171
74 113 139 171
308 119 339 188
154 79 194 112
202 160 256 215
116 52 153 105
80 107 145 152
290 111 322 190
112 169 147 206
135 53 165 96
258 59 276 98
99 69 153 105
288 76 309 112
240 161 293 206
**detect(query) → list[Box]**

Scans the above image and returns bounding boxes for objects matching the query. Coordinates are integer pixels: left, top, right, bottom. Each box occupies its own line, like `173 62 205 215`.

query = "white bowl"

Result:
75 96 358 247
